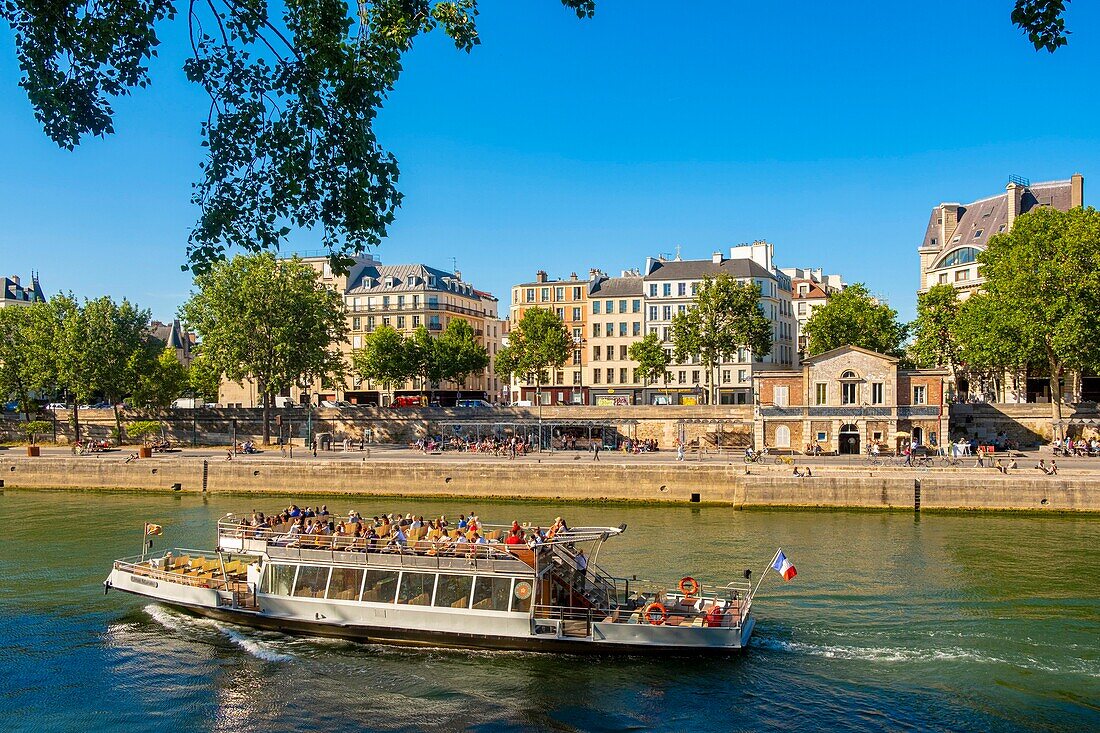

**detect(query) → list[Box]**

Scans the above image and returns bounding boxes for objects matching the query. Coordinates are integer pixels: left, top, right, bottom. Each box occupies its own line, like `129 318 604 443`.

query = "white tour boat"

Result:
105 513 759 653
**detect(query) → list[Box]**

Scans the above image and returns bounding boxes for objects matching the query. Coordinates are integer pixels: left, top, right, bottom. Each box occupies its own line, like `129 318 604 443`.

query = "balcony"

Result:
346 301 491 318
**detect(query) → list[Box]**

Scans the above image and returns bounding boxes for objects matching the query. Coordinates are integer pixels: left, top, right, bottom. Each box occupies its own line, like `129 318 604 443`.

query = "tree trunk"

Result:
262 390 272 445
73 403 82 444
1049 357 1064 441
112 403 123 447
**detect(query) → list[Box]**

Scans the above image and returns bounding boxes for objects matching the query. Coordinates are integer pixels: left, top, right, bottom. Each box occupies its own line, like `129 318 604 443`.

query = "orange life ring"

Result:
642 602 668 626
679 576 700 597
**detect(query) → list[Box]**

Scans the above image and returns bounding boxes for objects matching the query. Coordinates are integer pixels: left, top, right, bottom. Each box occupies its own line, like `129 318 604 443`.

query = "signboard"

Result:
595 396 631 407
681 396 699 406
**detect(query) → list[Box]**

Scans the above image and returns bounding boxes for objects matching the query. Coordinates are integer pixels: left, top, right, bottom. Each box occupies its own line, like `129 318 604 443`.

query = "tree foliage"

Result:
188 349 221 402
0 302 58 419
435 319 489 390
133 347 190 408
803 283 907 357
910 283 962 374
180 252 348 441
0 0 595 273
955 206 1100 436
670 274 771 405
1012 0 1071 51
499 308 571 400
352 323 410 394
628 331 670 387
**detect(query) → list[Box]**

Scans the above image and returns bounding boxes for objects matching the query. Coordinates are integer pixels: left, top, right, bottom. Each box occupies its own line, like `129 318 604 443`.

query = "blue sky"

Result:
2 0 1098 323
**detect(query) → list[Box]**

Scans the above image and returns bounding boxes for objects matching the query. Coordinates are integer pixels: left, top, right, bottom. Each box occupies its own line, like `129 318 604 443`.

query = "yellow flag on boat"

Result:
144 523 163 536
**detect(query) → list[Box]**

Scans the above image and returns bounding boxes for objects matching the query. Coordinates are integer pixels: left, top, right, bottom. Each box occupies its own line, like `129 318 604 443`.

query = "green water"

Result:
0 490 1097 732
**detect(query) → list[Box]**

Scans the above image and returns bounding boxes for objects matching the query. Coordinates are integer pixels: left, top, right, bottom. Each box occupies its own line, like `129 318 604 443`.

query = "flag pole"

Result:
140 522 148 562
752 548 781 598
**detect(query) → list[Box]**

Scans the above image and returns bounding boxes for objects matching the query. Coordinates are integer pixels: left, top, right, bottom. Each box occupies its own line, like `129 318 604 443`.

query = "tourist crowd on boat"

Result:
231 505 571 553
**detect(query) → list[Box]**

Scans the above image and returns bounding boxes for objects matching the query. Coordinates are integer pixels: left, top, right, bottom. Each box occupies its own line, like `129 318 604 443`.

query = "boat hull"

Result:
163 600 756 655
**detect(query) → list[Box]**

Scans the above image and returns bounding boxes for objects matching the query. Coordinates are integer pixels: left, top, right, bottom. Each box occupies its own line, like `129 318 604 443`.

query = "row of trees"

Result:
353 322 490 400
0 295 217 443
179 253 493 442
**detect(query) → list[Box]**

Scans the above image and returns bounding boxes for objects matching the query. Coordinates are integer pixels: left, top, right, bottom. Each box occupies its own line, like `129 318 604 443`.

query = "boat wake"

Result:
144 604 294 663
753 636 1100 677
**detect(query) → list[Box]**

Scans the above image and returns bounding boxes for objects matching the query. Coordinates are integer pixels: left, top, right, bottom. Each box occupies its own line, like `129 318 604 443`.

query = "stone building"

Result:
916 174 1089 403
508 270 589 405
0 273 45 308
585 271 645 405
643 242 797 405
918 174 1083 298
753 345 947 454
149 319 196 366
219 254 503 407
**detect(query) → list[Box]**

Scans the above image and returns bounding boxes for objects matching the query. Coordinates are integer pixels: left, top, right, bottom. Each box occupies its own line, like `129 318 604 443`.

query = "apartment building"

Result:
585 271 645 405
918 174 1083 298
508 270 589 405
781 267 846 360
219 254 503 407
642 242 796 405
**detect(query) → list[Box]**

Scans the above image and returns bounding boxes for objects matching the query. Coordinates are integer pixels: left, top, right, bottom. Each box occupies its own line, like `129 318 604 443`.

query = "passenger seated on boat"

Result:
504 529 525 545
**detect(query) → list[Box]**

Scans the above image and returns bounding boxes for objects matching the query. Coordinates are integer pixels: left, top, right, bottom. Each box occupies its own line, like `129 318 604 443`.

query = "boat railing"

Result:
263 542 536 574
112 553 232 591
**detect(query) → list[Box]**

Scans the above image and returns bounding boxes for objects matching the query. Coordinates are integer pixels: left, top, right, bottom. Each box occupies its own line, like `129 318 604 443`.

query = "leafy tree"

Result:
435 319 489 398
405 326 444 402
126 420 164 445
133 347 190 408
20 420 53 446
0 302 60 420
803 283 907 358
910 284 964 389
956 207 1100 438
628 332 670 390
670 274 772 405
188 349 221 403
0 1 596 272
352 324 411 399
493 342 520 404
180 252 348 442
503 308 571 405
54 295 156 444
952 293 1041 404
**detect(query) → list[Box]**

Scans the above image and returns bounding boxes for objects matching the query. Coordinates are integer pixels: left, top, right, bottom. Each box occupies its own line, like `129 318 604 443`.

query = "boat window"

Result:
293 565 330 598
263 563 296 596
397 572 435 606
361 569 399 603
434 574 473 609
326 567 365 601
512 579 534 613
471 576 512 612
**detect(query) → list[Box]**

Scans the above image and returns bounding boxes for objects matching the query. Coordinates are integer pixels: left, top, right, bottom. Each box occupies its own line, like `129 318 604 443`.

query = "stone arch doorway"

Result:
839 423 860 454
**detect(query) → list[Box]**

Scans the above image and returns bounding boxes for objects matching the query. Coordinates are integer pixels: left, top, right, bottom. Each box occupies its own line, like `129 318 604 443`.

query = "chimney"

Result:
454 269 462 281
1005 182 1023 230
939 203 960 247
9 275 19 286
536 270 547 283
570 272 578 281
711 251 724 264
1071 173 1084 208
588 268 599 281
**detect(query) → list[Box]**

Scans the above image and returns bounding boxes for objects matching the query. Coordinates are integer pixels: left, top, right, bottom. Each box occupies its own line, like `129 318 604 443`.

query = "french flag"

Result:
772 550 797 581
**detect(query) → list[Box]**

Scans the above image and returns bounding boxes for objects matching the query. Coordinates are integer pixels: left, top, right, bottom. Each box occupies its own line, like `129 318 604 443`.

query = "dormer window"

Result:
973 229 983 238
407 275 415 287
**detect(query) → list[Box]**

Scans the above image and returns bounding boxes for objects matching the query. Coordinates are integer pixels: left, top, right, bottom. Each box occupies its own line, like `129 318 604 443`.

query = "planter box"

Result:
138 446 153 459
26 445 40 457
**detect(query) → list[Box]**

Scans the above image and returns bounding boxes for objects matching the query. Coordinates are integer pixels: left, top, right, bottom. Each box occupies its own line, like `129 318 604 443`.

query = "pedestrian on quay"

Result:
676 441 685 462
593 442 601 461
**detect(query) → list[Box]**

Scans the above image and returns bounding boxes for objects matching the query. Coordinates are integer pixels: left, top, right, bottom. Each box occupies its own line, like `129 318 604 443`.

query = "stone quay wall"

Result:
0 405 754 449
949 403 1100 446
2 456 1096 513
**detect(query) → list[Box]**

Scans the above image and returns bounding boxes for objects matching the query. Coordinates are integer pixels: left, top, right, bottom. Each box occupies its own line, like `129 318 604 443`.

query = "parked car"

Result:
391 396 425 408
319 400 352 408
456 399 493 408
3 400 18 412
45 403 68 411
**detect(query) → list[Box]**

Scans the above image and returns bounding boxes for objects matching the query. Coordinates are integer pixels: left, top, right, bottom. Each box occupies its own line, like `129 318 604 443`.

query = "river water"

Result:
0 490 1097 732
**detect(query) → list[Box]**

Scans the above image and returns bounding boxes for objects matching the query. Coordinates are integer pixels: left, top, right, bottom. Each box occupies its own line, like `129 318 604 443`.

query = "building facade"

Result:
918 174 1083 298
916 174 1088 403
754 345 948 455
781 267 845 360
508 271 589 405
150 319 196 366
586 271 645 405
219 254 503 407
642 242 797 405
1 273 45 308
